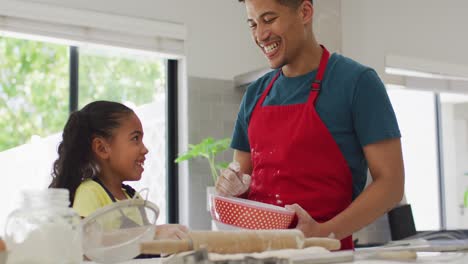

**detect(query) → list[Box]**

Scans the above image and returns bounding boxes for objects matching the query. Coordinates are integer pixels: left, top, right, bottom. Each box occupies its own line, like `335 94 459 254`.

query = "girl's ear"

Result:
92 137 110 160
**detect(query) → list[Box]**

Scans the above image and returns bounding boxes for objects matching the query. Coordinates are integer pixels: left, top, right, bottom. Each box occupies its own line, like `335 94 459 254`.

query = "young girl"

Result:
49 100 188 240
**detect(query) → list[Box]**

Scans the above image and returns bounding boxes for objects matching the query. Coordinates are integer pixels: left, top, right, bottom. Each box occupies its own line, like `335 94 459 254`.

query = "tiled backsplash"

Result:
186 76 244 229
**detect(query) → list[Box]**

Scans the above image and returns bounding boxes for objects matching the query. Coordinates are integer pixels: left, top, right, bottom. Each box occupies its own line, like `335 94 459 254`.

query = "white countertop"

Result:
353 252 468 263
84 251 468 264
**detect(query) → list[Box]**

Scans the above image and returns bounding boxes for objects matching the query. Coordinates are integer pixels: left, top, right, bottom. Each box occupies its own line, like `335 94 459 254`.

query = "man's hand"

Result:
215 161 251 197
154 224 189 240
286 203 331 238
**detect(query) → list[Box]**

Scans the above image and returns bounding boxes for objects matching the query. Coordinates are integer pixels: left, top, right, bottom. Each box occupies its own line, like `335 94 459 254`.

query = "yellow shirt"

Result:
73 179 125 217
74 179 145 230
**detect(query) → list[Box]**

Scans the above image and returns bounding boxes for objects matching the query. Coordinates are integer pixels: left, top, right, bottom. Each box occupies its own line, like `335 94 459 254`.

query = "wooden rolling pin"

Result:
140 230 340 254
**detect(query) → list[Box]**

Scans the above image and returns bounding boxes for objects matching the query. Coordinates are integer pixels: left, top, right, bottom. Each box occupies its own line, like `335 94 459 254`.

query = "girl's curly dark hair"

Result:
49 101 134 205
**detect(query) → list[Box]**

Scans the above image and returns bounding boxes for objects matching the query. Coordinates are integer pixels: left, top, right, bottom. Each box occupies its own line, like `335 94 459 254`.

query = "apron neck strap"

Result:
309 45 330 106
92 176 136 202
312 45 330 91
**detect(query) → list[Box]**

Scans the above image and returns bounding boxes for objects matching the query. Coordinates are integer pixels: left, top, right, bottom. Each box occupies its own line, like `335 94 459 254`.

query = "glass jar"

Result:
4 189 82 264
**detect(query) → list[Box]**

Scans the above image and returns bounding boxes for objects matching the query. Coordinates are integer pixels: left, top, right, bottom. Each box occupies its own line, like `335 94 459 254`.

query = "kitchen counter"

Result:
84 251 468 264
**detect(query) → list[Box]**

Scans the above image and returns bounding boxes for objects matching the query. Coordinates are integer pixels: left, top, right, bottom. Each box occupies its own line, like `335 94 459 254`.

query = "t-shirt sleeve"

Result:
230 71 276 153
73 183 107 218
231 93 251 152
352 69 401 147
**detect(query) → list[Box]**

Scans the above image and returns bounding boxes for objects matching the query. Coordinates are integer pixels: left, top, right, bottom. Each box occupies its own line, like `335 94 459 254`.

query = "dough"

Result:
208 247 329 261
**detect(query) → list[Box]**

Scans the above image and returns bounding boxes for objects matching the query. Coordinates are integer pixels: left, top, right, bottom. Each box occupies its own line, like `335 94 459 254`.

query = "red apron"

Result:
247 46 353 250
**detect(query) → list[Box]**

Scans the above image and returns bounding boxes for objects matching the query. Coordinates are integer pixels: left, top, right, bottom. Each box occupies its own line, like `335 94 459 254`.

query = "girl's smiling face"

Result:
105 113 149 182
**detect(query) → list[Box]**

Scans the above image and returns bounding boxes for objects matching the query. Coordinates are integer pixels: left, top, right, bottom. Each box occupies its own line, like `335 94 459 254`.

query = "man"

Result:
216 0 404 250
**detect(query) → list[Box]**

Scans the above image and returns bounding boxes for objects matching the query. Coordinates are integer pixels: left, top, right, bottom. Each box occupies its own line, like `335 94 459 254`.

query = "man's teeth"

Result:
264 42 279 53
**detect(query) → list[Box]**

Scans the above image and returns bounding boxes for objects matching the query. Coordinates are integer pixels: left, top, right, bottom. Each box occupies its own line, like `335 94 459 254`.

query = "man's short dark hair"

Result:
238 0 313 9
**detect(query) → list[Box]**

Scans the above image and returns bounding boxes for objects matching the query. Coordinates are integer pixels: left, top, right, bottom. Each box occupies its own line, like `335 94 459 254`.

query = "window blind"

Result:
0 0 186 56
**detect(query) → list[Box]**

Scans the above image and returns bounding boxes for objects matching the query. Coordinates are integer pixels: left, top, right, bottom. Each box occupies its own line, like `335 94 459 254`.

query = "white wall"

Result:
341 0 468 83
17 0 341 80
14 0 264 80
314 0 342 53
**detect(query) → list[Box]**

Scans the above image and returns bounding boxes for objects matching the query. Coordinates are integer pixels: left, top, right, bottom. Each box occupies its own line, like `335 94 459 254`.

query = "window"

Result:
439 93 468 229
0 36 70 231
78 45 169 223
78 46 166 108
388 85 468 231
385 54 468 230
0 36 69 151
0 35 177 230
387 88 440 230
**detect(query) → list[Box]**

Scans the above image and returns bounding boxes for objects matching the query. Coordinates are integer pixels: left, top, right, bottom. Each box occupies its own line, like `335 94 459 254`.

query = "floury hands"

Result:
215 161 251 197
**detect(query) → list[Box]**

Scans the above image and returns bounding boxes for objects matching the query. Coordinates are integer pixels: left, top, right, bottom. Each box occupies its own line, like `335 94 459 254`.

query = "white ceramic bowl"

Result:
210 194 294 230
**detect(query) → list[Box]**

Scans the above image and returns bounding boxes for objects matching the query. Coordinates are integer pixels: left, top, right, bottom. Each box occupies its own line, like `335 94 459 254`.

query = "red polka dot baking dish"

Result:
210 194 295 230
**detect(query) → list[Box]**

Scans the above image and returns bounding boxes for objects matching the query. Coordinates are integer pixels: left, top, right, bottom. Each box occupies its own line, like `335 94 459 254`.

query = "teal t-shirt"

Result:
232 53 401 199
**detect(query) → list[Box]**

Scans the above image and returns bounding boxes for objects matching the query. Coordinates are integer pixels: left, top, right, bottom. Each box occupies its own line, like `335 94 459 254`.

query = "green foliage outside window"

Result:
0 36 69 151
0 36 164 152
78 48 165 108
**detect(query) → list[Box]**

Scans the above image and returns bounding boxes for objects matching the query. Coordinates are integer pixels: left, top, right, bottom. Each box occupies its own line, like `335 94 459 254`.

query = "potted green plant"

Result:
175 137 231 227
175 137 231 186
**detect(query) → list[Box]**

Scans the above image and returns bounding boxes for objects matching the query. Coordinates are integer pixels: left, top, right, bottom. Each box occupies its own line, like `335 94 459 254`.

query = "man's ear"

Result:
300 0 314 25
92 137 110 160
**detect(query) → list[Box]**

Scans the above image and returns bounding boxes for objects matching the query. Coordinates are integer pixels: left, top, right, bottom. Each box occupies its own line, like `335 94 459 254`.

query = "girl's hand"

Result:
155 224 189 240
